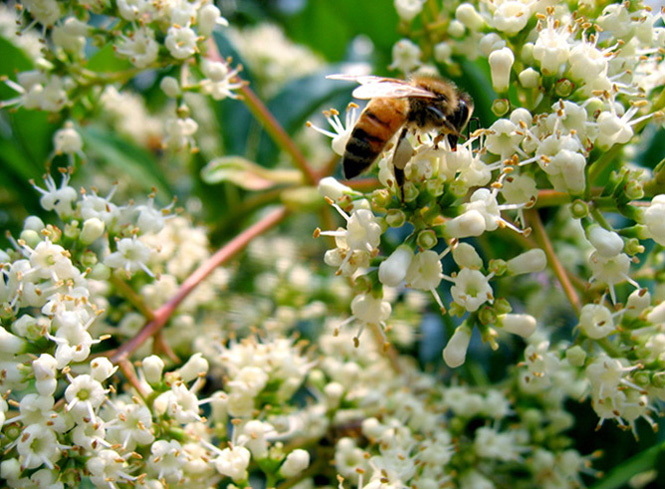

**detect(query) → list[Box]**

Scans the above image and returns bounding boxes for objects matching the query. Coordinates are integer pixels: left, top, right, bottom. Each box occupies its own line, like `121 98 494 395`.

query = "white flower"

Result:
309 103 361 157
105 402 155 450
16 424 62 470
389 38 421 73
65 374 108 421
117 0 151 21
87 450 134 488
33 173 77 217
147 440 187 484
351 293 392 324
488 47 514 93
474 426 523 461
165 26 199 60
533 16 572 75
518 68 540 88
492 1 532 35
52 17 88 57
163 117 198 151
450 268 493 312
485 119 522 158
104 237 153 276
395 0 425 22
22 0 61 26
588 251 636 303
578 304 615 339
116 27 159 69
214 445 251 482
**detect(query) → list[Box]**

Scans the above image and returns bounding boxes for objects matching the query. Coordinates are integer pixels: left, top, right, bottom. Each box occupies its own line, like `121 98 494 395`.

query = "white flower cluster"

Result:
312 0 665 442
2 0 241 153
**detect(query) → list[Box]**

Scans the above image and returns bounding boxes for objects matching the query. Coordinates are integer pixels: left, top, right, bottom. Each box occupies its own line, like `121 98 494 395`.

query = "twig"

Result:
110 206 289 363
526 208 582 316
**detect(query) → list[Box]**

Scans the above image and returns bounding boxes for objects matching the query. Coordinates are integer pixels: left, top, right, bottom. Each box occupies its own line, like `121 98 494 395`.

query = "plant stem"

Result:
239 84 318 185
526 208 582 316
110 206 290 363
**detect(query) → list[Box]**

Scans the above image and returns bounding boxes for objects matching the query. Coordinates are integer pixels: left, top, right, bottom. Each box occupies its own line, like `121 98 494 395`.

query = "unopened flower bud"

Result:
566 345 587 367
444 210 486 238
319 176 355 201
142 355 165 384
489 47 514 93
518 68 540 88
647 301 665 324
456 3 485 30
24 216 45 232
20 230 42 249
500 313 537 337
453 242 483 269
160 76 181 97
0 328 27 354
80 217 105 244
443 325 472 368
379 245 414 287
90 357 117 382
54 123 83 155
587 225 623 257
179 352 209 382
448 19 466 37
507 249 546 275
280 449 310 478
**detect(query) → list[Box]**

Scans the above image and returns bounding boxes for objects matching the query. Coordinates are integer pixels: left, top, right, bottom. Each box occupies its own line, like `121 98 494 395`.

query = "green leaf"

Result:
0 35 33 101
86 43 134 73
590 442 665 489
280 0 399 62
80 127 172 198
0 108 53 178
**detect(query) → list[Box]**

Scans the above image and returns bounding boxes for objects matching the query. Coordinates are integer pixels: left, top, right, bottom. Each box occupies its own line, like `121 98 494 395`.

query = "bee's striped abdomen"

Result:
342 98 408 179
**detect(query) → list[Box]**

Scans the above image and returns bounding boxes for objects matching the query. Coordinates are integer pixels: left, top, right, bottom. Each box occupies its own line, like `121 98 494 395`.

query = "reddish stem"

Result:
110 206 289 363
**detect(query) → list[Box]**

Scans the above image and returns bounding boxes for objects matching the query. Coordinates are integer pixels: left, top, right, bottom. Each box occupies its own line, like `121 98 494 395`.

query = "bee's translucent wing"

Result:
352 82 436 99
326 74 436 100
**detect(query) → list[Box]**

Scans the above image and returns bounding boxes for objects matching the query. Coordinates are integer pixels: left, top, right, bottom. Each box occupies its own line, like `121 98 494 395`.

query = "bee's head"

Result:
446 94 474 150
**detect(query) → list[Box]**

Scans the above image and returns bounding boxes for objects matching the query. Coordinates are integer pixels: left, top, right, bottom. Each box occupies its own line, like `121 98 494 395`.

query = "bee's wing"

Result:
352 82 437 99
326 74 436 100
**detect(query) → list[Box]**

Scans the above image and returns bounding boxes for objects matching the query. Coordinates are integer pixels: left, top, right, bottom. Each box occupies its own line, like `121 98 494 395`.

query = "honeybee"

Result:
327 74 474 187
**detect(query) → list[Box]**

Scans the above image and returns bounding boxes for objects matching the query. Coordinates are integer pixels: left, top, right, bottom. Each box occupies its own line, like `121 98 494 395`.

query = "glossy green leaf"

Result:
80 127 171 198
281 0 399 62
0 35 33 101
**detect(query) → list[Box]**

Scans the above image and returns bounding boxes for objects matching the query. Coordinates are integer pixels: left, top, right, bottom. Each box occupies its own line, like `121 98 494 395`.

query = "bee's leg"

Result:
393 127 413 184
